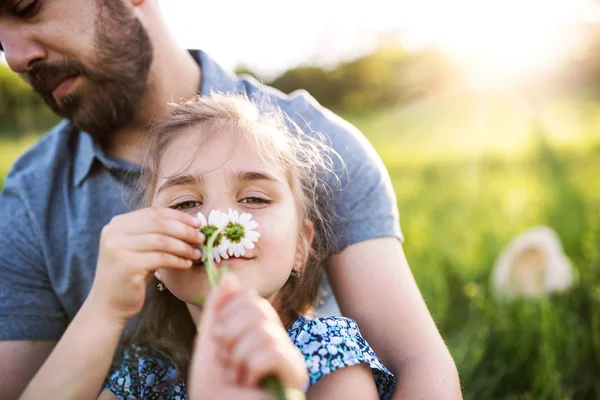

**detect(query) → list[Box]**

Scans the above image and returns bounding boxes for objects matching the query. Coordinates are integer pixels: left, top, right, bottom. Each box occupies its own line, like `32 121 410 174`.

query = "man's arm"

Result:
0 341 56 399
326 237 462 400
19 299 126 400
0 176 68 397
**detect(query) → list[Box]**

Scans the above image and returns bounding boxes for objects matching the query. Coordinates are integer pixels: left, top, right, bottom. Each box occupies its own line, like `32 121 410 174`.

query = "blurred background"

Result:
2 0 600 398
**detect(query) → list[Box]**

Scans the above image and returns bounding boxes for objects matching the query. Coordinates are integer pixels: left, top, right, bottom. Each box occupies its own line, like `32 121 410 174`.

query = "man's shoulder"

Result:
5 120 75 187
239 75 363 141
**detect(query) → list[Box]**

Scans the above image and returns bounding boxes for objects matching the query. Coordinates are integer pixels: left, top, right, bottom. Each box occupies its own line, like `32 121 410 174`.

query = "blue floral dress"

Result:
106 316 395 399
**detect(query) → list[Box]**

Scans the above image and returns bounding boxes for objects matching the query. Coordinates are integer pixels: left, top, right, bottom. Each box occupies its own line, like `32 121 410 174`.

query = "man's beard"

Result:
28 0 153 142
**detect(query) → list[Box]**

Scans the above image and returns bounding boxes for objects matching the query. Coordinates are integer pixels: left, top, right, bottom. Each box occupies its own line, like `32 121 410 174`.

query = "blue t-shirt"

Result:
0 50 402 341
106 316 395 400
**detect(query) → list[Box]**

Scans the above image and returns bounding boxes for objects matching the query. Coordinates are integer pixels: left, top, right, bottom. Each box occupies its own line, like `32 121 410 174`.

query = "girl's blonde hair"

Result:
124 93 336 379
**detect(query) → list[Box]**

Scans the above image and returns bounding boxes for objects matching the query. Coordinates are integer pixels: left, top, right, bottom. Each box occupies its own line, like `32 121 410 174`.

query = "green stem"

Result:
204 229 222 289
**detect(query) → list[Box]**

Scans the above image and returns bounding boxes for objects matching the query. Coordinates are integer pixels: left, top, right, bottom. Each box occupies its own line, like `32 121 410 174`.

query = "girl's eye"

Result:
171 200 201 210
15 0 41 18
240 197 270 205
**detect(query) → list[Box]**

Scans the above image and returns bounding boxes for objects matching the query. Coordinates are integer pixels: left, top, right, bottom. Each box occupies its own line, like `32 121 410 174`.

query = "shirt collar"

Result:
73 49 239 187
73 127 96 186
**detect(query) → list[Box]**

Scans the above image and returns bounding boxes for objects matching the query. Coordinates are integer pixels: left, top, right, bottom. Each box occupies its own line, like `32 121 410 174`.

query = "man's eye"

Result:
171 201 201 210
15 0 41 18
240 197 270 205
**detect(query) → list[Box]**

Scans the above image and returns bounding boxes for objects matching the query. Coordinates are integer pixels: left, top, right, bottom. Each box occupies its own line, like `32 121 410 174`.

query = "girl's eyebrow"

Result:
157 173 205 194
157 170 281 195
232 170 282 184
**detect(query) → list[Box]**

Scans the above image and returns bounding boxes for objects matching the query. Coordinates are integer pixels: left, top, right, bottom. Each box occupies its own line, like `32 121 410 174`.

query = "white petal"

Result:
228 243 242 257
214 251 221 264
219 247 230 260
234 244 244 257
242 238 255 250
239 213 252 225
246 221 258 230
228 209 239 222
246 230 260 242
208 209 219 225
218 212 230 228
196 212 207 226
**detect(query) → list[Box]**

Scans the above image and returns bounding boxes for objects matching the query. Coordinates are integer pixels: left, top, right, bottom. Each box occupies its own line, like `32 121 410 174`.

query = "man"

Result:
0 0 461 398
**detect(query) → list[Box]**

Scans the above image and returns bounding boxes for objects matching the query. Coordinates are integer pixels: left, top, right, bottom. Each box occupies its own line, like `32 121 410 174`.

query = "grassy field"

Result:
1 89 599 399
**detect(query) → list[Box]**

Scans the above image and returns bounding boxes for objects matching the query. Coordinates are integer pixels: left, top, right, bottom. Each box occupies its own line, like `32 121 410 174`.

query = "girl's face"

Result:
152 127 305 309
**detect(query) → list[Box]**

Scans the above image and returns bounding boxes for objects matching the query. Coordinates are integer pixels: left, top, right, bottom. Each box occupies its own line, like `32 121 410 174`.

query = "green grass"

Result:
0 134 39 187
345 90 600 399
1 90 600 399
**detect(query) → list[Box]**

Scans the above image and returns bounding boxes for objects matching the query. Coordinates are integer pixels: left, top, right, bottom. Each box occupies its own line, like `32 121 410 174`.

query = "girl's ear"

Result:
304 219 315 246
154 270 162 281
294 220 315 271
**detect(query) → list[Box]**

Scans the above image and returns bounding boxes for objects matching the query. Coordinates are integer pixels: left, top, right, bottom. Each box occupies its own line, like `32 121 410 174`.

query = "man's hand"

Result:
327 237 462 399
0 341 56 399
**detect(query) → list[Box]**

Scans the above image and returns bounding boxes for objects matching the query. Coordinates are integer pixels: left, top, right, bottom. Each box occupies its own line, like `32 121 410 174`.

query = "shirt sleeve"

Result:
0 178 67 340
326 119 403 252
292 316 396 399
281 90 403 252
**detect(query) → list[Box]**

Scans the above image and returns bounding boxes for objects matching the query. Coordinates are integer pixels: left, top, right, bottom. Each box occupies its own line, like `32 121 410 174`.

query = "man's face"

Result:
0 0 154 141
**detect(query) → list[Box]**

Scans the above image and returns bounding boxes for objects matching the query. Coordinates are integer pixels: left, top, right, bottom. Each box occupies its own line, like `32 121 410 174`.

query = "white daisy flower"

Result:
223 208 260 257
196 210 230 263
491 225 576 298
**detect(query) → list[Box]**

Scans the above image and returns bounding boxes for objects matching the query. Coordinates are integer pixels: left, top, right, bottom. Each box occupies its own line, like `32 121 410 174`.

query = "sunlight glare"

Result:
398 0 597 90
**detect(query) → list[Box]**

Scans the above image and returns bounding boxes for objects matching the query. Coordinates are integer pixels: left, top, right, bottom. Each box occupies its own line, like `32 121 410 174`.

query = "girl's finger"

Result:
213 388 272 400
244 344 308 391
147 207 203 228
113 208 205 245
212 273 244 309
128 233 201 261
243 348 286 388
228 323 281 368
134 251 193 271
214 296 280 346
220 291 281 324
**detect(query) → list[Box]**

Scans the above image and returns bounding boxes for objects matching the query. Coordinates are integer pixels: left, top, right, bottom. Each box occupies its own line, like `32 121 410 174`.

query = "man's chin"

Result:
68 94 136 141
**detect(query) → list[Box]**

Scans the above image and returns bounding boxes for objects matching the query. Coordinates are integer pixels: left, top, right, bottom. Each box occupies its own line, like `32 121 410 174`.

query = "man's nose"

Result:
1 33 46 74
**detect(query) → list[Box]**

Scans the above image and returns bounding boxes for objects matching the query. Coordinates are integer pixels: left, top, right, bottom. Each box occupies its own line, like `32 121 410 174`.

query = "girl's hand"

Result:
188 274 275 400
212 275 308 392
87 207 204 324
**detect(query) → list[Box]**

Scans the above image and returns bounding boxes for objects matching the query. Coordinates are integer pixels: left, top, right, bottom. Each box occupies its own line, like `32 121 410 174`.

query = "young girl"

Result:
20 95 395 400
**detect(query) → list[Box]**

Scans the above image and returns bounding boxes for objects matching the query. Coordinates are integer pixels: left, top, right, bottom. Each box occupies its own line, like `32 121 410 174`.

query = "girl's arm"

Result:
327 238 462 400
19 299 126 400
307 364 379 400
21 207 203 400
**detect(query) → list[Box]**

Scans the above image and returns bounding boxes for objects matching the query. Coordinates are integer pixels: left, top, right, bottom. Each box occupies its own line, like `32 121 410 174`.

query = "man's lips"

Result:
52 76 79 102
